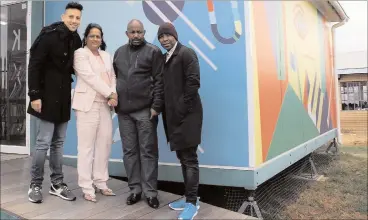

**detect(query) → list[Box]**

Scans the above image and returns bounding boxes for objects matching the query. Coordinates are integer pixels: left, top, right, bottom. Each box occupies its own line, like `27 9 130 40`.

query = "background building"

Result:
336 50 368 136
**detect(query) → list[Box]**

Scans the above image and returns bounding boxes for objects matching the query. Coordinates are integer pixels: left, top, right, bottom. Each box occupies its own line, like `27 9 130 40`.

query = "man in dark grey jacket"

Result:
113 19 164 209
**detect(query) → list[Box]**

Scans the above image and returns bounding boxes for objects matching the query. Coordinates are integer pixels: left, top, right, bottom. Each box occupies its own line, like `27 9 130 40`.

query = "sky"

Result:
335 1 367 53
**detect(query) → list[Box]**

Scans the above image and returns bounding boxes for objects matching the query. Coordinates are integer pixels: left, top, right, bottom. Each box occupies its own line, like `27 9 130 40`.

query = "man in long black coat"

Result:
27 2 83 203
157 22 203 220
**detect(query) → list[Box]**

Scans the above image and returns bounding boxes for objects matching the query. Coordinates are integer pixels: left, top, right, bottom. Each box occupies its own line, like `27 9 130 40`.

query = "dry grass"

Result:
342 131 368 147
282 146 367 219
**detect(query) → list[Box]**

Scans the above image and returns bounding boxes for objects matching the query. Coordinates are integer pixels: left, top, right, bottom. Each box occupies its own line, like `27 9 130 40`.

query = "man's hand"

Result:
108 99 118 107
150 108 159 119
31 99 42 113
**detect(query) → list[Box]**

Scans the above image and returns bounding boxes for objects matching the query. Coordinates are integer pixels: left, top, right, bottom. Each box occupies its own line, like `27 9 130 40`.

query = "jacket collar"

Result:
85 46 98 56
129 39 147 50
172 41 182 56
83 47 110 72
166 41 182 58
84 46 105 61
56 23 76 40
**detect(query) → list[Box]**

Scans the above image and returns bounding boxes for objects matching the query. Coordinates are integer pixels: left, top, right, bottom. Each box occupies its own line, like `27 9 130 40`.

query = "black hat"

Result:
157 22 178 40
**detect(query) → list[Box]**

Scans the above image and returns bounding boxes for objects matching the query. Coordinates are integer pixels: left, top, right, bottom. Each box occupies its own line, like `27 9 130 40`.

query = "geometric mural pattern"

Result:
250 1 338 164
47 0 252 167
46 0 338 169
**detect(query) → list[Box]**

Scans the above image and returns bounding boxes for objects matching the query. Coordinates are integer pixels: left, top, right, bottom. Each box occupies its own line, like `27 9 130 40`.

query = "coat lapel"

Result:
100 51 110 70
172 42 182 57
85 47 97 69
100 51 113 80
165 42 182 64
84 47 110 77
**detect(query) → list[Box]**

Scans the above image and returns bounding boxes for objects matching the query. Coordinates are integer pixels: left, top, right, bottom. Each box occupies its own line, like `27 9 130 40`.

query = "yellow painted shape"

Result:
249 1 263 166
283 1 323 106
235 20 242 35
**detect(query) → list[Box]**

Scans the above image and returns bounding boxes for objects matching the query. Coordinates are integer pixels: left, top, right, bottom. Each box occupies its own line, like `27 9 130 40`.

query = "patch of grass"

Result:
340 146 368 158
282 147 368 219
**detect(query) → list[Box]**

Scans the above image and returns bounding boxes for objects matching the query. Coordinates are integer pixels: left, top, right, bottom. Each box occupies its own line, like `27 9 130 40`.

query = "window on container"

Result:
341 81 368 111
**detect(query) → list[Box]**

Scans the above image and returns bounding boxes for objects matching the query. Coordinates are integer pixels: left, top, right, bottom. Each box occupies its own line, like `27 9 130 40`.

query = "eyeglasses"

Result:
87 34 101 40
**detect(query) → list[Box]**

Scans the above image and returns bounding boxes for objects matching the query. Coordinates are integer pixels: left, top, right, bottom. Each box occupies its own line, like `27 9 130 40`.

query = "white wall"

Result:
336 51 368 69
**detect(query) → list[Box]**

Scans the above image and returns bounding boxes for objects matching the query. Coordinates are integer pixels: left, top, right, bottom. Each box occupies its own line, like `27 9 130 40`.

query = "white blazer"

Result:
72 47 116 112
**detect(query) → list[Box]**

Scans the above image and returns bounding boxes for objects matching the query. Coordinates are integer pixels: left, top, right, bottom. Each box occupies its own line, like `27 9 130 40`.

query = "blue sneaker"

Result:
178 203 199 220
169 197 200 211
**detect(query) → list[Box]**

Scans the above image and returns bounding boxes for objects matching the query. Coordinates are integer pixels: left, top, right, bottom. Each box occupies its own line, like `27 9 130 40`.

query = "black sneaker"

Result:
49 183 76 201
28 184 43 203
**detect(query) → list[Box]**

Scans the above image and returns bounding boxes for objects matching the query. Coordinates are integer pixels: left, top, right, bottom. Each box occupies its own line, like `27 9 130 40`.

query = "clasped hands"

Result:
108 92 158 119
108 92 118 107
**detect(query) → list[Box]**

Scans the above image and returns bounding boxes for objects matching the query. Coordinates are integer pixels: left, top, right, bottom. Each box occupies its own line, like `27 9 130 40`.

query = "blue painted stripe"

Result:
232 8 240 21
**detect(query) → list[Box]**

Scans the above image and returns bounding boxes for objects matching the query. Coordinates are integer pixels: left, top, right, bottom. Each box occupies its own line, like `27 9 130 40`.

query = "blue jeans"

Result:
30 118 68 186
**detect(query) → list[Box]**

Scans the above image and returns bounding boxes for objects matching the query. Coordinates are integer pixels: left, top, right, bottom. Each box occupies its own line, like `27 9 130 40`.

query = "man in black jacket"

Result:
113 19 164 208
27 2 83 203
157 22 203 220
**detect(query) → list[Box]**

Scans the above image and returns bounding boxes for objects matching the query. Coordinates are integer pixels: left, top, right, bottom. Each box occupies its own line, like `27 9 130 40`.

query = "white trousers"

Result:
75 101 112 195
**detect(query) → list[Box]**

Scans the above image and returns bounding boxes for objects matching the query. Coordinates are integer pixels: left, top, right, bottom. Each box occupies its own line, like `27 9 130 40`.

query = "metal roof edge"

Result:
328 1 349 22
337 67 368 75
309 0 349 22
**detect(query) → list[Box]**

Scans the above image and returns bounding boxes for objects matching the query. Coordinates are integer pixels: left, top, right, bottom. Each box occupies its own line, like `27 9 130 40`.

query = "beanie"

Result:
157 22 178 40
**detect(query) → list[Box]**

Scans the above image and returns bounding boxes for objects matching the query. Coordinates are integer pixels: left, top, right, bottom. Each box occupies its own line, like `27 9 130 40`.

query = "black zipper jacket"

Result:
113 41 164 114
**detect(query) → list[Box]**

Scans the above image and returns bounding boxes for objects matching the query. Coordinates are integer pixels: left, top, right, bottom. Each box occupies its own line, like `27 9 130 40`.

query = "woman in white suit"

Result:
72 23 118 202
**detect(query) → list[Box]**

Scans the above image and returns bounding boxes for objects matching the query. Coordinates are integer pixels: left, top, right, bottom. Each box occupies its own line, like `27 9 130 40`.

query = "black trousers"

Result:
176 146 199 205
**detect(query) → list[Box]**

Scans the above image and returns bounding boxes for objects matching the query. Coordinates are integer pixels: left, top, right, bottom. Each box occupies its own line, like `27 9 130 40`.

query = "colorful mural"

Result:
249 1 337 165
44 0 338 170
45 1 251 167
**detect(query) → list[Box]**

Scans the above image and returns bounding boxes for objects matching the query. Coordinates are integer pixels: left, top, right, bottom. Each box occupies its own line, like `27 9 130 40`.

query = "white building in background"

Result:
336 50 368 111
336 50 367 134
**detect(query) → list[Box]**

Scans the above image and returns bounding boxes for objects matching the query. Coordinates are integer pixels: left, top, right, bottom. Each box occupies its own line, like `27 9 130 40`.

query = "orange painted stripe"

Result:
252 1 284 161
207 0 214 12
329 36 337 128
323 22 337 128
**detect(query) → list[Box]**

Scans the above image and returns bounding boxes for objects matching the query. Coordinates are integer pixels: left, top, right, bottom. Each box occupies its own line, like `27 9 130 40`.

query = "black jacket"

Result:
162 42 203 151
113 41 164 114
27 22 82 123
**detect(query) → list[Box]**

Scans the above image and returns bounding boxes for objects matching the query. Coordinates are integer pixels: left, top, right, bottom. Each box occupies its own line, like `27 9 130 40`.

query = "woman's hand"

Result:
108 98 118 107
